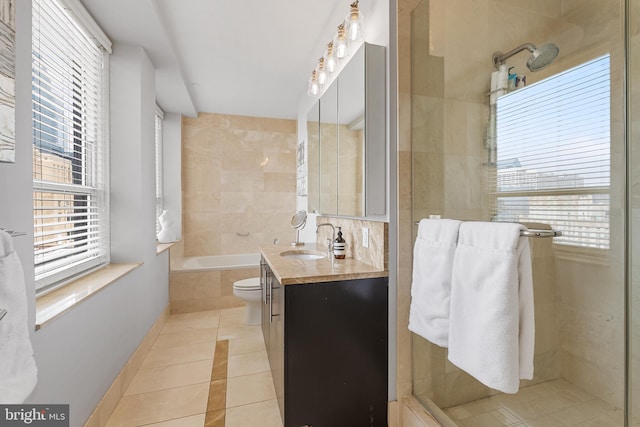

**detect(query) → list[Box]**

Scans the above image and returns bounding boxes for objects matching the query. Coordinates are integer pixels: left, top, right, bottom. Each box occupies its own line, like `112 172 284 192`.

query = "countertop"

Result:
259 243 389 285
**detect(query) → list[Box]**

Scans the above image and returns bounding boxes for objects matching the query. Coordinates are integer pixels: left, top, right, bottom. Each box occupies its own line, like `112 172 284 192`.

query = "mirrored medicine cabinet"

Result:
306 42 386 218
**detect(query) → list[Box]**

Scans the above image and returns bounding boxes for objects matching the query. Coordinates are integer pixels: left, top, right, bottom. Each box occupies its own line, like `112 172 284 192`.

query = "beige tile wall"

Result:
181 113 298 257
169 267 259 314
398 0 626 420
172 113 297 313
316 216 388 270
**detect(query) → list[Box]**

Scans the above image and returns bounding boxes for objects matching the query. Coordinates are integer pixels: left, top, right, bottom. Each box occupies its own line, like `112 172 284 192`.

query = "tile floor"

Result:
444 379 624 426
105 307 283 427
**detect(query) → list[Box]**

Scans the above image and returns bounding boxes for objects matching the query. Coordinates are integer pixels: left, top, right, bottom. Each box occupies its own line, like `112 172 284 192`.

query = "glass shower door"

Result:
628 1 640 424
407 0 627 425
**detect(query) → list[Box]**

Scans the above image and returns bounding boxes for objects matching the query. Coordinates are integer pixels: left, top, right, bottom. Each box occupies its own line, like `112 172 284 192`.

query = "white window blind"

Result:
493 55 610 249
155 107 164 236
32 0 109 291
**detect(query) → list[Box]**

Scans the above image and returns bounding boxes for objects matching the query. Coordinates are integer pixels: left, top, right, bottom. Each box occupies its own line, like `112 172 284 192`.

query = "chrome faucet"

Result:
315 223 335 254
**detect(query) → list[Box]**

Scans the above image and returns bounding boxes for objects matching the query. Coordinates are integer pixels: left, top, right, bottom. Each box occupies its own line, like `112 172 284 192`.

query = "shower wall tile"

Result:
181 111 297 253
220 171 265 192
174 112 296 310
263 172 296 193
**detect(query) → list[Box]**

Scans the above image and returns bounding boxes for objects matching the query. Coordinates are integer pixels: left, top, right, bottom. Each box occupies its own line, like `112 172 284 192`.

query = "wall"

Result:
400 0 626 416
180 113 297 256
0 5 171 423
171 113 297 312
316 216 388 270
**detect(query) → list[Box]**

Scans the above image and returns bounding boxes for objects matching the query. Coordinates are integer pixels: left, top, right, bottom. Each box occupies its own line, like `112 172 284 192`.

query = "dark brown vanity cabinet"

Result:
260 259 388 427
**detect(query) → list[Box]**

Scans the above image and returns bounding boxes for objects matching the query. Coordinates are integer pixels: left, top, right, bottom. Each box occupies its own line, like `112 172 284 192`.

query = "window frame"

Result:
32 0 112 294
492 54 611 251
155 105 164 237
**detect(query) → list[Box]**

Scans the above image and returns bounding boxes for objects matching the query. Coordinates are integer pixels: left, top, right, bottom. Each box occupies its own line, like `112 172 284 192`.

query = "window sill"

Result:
156 241 179 255
35 263 141 330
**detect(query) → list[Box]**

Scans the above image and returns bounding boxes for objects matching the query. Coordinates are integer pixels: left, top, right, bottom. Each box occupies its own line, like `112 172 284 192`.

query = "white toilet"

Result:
232 277 262 325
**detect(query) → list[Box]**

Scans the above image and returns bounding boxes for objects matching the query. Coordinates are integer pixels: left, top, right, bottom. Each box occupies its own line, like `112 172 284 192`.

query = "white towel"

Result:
408 219 462 347
0 230 38 403
447 222 534 394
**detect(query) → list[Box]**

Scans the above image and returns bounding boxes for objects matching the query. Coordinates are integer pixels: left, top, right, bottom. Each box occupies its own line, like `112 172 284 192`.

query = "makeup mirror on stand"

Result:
290 210 307 246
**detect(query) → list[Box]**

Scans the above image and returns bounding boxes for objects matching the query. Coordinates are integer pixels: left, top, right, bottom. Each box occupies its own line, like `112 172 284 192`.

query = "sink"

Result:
279 250 327 260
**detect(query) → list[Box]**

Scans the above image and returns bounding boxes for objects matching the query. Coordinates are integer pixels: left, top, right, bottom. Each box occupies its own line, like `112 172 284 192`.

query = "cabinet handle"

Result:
269 278 273 323
262 267 268 305
264 271 271 306
269 280 281 323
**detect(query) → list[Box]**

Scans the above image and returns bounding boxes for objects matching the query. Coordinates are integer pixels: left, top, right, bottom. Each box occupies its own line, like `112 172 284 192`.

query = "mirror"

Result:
319 79 338 214
307 100 320 213
337 46 365 217
306 43 386 218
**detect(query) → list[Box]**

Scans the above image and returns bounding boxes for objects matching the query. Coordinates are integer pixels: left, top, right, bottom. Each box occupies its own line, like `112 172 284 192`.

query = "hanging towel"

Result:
408 218 462 347
0 230 37 403
447 222 534 394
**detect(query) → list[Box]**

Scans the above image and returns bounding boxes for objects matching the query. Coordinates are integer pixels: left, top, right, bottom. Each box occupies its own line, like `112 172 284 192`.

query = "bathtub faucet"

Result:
315 223 336 254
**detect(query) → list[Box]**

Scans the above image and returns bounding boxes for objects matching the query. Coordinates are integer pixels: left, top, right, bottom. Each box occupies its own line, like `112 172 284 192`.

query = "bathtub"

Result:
170 253 261 313
176 253 261 272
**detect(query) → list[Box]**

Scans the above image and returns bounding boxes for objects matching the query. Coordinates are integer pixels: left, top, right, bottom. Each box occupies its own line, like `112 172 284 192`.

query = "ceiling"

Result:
80 0 368 120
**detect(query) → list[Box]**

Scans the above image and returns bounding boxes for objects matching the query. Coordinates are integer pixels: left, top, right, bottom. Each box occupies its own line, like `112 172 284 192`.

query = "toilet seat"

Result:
233 277 261 291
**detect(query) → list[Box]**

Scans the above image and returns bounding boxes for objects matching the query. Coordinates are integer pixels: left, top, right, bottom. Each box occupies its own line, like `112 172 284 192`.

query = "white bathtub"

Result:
176 253 261 272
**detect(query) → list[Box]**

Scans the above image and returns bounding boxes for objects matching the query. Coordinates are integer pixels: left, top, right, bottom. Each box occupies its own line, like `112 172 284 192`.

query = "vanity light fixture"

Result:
345 1 365 42
306 1 365 97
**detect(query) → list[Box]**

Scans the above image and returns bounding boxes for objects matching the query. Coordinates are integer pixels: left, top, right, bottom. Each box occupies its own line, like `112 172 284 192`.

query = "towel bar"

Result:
520 229 562 238
413 221 562 238
0 227 26 237
0 309 6 322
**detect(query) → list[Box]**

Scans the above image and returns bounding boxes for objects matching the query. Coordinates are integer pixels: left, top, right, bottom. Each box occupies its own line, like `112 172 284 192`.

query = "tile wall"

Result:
170 113 298 313
316 216 388 270
181 113 298 257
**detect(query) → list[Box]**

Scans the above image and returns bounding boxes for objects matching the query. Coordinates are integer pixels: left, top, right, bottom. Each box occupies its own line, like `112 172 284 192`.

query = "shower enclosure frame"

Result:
398 0 638 425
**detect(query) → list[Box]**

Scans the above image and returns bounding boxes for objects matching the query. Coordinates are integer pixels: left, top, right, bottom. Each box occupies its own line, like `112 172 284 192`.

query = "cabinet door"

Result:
270 276 285 418
260 261 270 351
284 278 388 427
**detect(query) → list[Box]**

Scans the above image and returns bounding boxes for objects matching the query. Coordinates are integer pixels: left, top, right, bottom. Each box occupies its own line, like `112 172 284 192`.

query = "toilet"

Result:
232 277 262 325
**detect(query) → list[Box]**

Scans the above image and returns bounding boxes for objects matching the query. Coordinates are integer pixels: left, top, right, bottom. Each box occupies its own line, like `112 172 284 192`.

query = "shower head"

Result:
492 42 559 72
526 43 559 71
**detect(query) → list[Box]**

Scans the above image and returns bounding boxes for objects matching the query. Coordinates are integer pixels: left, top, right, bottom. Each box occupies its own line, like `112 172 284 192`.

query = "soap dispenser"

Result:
333 227 346 259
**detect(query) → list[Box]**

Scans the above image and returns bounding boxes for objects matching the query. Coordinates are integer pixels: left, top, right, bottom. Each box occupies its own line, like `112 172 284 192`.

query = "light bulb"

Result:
317 58 328 85
333 23 349 60
308 70 321 97
345 1 365 42
324 42 337 73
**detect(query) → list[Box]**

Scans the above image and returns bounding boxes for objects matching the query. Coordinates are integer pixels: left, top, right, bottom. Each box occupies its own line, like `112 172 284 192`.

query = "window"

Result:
32 0 110 292
155 106 164 236
493 55 611 249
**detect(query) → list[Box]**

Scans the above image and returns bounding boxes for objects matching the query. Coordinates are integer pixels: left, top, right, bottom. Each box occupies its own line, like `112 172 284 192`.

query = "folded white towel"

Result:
408 219 462 347
447 222 534 394
0 230 38 403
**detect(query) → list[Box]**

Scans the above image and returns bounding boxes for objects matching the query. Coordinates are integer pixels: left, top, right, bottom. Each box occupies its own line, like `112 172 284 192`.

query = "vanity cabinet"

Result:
260 258 388 427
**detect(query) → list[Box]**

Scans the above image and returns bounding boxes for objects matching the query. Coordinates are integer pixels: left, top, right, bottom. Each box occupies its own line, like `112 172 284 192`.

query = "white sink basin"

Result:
279 250 327 260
